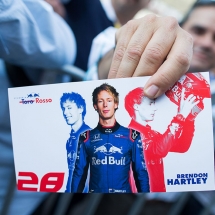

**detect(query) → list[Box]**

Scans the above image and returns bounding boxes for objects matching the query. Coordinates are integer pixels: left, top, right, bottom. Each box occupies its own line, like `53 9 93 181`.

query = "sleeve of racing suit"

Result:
71 137 89 193
132 135 150 192
144 118 195 158
144 129 176 158
169 119 195 153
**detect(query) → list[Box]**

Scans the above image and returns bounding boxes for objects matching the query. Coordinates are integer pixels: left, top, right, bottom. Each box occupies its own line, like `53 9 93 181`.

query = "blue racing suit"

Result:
65 122 91 192
71 121 149 193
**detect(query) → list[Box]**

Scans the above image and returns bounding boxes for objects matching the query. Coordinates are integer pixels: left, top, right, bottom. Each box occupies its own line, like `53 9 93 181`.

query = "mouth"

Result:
103 110 109 114
193 50 211 61
65 116 72 120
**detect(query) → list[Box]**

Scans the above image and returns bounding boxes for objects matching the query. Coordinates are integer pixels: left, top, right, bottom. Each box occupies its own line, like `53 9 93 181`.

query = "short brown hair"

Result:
92 83 119 105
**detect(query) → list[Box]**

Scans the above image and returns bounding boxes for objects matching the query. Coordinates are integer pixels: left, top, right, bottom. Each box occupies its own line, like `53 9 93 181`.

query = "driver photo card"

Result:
8 72 215 193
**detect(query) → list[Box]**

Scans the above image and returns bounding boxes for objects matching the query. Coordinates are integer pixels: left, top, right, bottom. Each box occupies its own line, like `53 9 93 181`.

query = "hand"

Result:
179 88 200 119
108 15 193 99
169 123 180 135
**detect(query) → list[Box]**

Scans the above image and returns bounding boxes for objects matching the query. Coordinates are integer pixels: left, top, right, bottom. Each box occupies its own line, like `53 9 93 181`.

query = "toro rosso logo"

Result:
94 143 122 155
18 93 52 104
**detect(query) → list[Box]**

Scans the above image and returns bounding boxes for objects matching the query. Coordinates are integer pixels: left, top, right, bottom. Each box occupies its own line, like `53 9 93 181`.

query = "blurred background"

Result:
135 0 196 21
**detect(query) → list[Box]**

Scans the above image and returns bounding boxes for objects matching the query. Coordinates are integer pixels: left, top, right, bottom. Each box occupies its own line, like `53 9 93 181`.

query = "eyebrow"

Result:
190 24 207 32
64 104 73 107
98 97 113 100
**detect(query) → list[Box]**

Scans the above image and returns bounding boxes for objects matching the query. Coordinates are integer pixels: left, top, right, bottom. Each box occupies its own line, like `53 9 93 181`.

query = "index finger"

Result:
143 29 193 98
108 17 155 79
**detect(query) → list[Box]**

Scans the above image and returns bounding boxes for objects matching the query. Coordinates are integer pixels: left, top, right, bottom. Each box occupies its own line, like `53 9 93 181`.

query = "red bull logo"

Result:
92 156 125 165
94 145 107 153
94 143 123 155
165 73 210 120
27 93 40 98
166 73 210 104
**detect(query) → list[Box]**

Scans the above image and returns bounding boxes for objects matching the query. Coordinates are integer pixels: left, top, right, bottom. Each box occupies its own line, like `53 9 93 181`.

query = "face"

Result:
134 97 157 121
182 6 215 72
94 90 118 120
62 100 83 126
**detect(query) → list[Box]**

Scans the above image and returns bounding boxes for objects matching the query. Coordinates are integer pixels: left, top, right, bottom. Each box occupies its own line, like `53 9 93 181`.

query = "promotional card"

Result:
8 72 215 193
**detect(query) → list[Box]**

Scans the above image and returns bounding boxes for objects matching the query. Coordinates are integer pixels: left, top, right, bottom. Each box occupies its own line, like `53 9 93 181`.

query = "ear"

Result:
133 103 139 111
93 104 98 111
114 103 118 109
78 106 84 114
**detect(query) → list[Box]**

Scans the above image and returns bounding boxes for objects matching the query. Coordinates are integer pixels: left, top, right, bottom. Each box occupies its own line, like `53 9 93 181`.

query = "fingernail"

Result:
145 85 159 98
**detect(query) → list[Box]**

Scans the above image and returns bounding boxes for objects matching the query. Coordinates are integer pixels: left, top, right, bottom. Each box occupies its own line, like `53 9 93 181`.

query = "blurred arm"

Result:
0 0 76 68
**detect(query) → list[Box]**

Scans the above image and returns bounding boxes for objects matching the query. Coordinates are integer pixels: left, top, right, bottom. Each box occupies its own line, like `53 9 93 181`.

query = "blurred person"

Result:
60 92 90 193
180 0 215 73
180 0 215 150
71 83 149 193
0 0 76 214
45 0 151 72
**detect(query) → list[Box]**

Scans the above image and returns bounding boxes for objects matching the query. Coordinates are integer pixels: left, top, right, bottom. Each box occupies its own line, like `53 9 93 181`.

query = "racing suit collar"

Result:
129 119 151 133
70 122 87 136
97 121 120 134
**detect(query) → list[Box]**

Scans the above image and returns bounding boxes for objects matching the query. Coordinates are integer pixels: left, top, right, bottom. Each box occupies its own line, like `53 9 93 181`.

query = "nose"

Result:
103 101 107 107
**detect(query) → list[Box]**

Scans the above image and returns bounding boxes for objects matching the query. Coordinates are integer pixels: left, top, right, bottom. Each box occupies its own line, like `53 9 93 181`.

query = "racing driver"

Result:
125 86 203 192
71 83 149 193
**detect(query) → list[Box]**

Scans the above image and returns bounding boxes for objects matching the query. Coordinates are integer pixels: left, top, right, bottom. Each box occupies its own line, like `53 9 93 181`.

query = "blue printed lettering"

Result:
202 178 207 184
181 179 186 184
167 179 173 185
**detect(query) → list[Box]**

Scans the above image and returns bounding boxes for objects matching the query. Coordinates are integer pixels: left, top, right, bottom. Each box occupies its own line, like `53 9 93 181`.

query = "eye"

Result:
191 26 206 36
